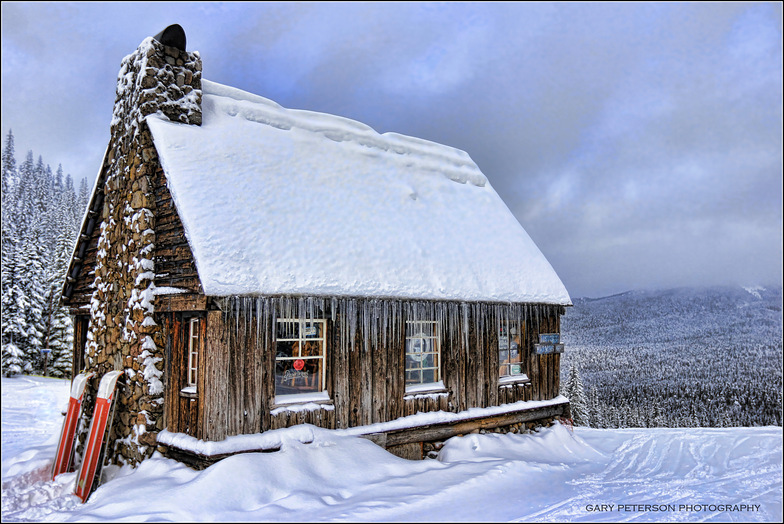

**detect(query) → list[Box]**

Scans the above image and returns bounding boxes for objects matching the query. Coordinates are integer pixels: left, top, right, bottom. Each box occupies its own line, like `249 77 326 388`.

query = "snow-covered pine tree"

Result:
2 132 85 376
64 173 77 232
54 164 64 193
563 361 590 426
2 129 16 200
17 223 47 373
1 132 27 376
14 151 35 233
1 247 32 376
76 177 89 231
45 196 77 377
588 385 604 428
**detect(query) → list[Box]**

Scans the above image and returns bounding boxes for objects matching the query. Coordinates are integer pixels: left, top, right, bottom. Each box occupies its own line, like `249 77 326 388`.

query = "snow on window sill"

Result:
498 374 530 387
273 391 331 410
180 386 197 398
404 381 448 399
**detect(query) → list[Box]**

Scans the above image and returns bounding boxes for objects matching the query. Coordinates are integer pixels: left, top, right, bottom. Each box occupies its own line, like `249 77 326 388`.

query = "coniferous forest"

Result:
560 286 783 428
1 129 89 377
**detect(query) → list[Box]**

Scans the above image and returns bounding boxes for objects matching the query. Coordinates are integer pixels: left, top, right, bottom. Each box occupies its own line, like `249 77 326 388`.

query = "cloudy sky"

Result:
2 2 782 298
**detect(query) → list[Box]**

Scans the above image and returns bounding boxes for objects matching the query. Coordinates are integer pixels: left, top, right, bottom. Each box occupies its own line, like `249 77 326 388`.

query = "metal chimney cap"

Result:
153 24 186 52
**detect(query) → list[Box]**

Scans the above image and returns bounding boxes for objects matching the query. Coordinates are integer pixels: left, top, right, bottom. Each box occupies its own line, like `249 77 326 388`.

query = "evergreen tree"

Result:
2 129 16 199
54 164 64 193
563 361 590 426
45 201 76 377
1 244 31 376
588 385 604 428
63 173 77 231
2 133 82 376
1 133 26 375
14 151 35 233
76 177 89 229
17 223 47 373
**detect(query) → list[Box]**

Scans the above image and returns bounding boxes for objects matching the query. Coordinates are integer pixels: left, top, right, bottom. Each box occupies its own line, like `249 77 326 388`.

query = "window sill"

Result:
404 381 448 398
273 391 331 408
498 374 530 387
180 386 198 399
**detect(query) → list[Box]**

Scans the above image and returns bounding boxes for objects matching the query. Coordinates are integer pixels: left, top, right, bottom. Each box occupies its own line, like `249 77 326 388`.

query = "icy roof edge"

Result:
200 79 487 187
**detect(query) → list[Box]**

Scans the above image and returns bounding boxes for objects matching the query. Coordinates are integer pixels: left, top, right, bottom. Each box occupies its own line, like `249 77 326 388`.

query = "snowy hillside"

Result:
2 376 782 522
561 285 783 428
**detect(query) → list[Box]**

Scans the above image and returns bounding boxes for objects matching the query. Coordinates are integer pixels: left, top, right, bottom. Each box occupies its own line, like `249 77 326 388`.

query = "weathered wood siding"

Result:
161 312 206 438
152 165 202 294
71 316 89 382
194 297 564 441
66 216 101 312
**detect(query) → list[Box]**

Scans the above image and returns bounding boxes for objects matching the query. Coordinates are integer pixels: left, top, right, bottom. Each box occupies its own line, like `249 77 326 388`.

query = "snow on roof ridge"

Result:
202 79 487 187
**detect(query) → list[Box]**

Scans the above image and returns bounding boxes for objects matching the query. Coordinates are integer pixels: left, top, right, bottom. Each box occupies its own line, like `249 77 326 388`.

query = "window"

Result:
275 319 326 397
499 320 525 378
187 317 200 388
405 320 440 387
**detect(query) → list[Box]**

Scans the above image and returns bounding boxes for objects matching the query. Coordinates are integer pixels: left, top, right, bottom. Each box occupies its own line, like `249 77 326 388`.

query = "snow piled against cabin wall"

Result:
157 396 570 456
147 80 571 305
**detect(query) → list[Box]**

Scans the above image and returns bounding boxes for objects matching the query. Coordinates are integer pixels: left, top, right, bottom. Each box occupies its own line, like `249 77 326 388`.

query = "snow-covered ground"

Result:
2 376 782 522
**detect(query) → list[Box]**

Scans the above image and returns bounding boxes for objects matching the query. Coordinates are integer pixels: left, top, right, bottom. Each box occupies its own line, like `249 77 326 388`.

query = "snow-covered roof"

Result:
146 80 571 305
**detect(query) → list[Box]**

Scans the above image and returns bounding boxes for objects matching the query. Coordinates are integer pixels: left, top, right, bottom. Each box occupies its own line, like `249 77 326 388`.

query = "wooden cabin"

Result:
62 25 572 467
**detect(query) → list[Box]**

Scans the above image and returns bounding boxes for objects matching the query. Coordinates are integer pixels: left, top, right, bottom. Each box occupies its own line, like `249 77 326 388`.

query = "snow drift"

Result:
2 376 781 522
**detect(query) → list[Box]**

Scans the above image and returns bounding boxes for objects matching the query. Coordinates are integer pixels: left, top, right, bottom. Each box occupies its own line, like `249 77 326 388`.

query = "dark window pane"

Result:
275 359 321 396
276 340 297 359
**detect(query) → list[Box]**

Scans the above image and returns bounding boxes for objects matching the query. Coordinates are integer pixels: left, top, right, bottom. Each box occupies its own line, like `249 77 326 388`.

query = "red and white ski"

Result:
51 372 95 480
74 370 123 503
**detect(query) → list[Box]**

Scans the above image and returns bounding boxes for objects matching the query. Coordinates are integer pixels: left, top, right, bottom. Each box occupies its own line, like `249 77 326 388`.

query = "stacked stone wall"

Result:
76 36 202 467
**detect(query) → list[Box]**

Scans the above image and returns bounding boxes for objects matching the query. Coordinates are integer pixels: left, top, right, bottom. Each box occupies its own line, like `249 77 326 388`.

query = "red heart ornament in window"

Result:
293 359 305 371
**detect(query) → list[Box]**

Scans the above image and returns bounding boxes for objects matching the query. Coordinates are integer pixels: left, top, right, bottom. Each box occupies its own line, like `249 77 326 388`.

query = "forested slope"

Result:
560 285 782 428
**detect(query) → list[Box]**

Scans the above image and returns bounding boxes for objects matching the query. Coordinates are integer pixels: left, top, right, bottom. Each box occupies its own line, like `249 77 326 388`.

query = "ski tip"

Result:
97 370 124 399
70 372 96 398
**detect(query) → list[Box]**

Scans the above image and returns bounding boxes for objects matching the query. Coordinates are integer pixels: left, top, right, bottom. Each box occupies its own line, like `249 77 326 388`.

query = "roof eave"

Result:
61 144 109 305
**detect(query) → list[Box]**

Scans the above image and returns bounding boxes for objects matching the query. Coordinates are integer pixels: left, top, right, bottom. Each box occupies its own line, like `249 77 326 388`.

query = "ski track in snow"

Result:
1 377 782 522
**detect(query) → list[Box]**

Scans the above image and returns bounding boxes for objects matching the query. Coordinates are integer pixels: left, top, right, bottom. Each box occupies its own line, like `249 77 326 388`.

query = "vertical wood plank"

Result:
348 310 362 428
387 302 404 422
72 316 89 381
359 315 373 426
203 310 228 441
487 306 499 407
333 309 350 429
162 314 175 433
194 314 206 439
455 304 467 413
243 312 261 435
529 306 541 401
371 312 387 424
442 305 458 413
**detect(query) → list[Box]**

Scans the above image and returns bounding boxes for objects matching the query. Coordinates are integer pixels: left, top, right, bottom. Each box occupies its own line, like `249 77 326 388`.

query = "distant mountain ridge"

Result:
560 285 782 428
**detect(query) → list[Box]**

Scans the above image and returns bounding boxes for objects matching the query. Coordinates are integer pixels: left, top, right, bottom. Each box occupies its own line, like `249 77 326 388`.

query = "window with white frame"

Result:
275 319 326 397
188 317 200 388
405 320 440 387
498 319 525 378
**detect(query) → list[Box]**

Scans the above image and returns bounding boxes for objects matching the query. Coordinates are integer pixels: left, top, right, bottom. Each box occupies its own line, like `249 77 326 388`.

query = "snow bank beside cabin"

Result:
146 80 571 304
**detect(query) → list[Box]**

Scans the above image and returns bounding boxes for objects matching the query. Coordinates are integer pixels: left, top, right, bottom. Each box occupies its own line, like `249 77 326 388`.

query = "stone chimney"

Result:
77 25 202 467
